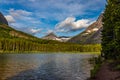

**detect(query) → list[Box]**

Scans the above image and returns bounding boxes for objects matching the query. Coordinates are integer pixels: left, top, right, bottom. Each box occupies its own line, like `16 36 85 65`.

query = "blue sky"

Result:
0 0 106 38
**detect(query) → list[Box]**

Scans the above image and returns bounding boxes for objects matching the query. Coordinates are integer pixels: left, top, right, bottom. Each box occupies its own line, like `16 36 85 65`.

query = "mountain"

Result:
0 12 8 25
0 12 40 40
42 33 71 42
0 12 42 40
0 12 66 45
68 14 103 44
0 21 62 44
58 36 71 42
0 12 101 52
0 23 38 39
42 32 60 41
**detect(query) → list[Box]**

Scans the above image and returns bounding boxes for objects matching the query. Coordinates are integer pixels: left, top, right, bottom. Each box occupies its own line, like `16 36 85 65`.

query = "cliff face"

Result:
68 14 103 44
85 14 103 32
85 27 102 44
0 12 8 25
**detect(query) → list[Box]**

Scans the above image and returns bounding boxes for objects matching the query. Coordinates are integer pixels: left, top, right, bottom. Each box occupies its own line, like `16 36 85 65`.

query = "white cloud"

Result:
14 27 42 35
5 15 15 23
72 19 92 29
46 29 54 34
30 28 42 34
22 0 106 21
5 9 42 35
0 0 106 37
9 9 32 20
1 0 106 22
29 0 36 2
55 17 94 32
6 9 41 24
5 9 35 23
6 8 41 26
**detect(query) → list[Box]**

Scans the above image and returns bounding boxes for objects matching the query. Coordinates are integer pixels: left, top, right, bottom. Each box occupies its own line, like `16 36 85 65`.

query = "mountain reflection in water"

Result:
0 53 96 80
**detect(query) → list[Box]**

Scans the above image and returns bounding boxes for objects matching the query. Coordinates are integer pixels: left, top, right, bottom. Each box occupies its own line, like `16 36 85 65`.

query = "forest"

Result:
0 38 101 53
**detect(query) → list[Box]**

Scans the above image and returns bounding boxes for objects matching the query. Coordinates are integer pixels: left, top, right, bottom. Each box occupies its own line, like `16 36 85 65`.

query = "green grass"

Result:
90 64 101 78
89 56 103 79
114 64 120 70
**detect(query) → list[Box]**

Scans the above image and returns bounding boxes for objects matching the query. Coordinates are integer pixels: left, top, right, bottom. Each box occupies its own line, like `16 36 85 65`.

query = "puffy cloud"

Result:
5 15 15 23
55 17 94 32
5 9 42 35
0 0 106 37
10 9 32 15
6 9 41 24
15 27 42 35
20 0 106 21
30 28 42 35
9 9 32 20
46 29 54 34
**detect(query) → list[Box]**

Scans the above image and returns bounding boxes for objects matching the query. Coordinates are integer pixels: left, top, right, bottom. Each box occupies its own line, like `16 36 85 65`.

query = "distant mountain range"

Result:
43 14 103 44
68 14 103 44
0 12 49 41
0 11 103 44
42 32 71 42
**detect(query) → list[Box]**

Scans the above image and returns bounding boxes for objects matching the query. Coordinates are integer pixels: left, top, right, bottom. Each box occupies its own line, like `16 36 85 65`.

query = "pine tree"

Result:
102 0 120 59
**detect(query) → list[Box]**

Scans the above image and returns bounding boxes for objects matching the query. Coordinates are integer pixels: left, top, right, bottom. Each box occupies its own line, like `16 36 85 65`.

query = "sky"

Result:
0 0 106 38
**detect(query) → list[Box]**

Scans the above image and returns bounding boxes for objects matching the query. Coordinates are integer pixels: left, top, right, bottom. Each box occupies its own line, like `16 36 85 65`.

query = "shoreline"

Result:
89 61 120 80
0 51 101 54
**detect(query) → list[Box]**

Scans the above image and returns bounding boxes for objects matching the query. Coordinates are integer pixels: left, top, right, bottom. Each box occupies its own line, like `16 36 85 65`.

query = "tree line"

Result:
0 38 101 53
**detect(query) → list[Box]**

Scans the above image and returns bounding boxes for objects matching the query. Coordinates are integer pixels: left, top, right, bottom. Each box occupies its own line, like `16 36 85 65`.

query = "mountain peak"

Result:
97 13 103 22
42 33 71 42
0 12 8 25
68 13 103 44
47 32 57 37
42 32 58 40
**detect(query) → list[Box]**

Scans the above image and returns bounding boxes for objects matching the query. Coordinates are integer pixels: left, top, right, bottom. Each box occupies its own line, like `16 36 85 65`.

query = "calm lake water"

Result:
0 53 97 80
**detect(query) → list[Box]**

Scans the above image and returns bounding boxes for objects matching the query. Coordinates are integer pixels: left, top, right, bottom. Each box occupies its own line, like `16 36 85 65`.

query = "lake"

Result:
0 53 97 80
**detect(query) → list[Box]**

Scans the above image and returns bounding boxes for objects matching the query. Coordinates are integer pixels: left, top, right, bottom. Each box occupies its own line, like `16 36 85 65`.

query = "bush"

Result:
90 56 103 79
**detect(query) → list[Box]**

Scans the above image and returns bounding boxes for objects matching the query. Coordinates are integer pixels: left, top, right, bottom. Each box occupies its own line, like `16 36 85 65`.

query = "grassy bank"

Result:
0 51 101 54
89 56 103 79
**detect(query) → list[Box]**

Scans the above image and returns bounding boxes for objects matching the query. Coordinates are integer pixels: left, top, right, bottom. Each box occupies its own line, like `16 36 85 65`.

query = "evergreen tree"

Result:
102 0 120 59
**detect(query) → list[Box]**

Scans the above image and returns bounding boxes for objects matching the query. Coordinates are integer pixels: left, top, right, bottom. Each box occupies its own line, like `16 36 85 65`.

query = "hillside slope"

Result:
68 14 103 44
0 24 36 39
0 12 62 44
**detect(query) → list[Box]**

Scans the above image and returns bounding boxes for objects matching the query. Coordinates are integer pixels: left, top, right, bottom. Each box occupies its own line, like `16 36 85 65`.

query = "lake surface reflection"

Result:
0 53 96 80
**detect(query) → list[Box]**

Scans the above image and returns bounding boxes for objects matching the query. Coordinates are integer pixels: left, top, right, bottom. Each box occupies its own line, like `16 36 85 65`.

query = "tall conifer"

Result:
102 0 120 59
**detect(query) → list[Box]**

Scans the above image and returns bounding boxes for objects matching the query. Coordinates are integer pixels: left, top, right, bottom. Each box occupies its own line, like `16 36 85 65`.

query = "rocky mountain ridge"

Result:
0 12 8 25
68 14 103 44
